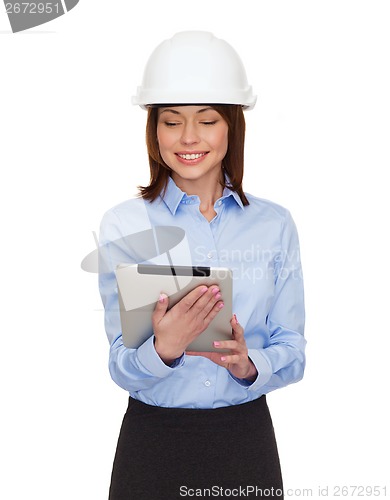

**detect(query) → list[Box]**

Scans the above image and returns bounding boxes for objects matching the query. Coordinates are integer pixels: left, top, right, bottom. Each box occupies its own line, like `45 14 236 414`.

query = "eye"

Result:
164 121 180 127
201 120 218 126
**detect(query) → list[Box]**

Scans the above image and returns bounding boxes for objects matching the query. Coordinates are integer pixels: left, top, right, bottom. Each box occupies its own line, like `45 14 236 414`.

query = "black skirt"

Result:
109 396 283 500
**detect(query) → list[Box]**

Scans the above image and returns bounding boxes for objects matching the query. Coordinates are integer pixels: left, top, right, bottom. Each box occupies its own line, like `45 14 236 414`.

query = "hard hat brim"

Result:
132 91 257 111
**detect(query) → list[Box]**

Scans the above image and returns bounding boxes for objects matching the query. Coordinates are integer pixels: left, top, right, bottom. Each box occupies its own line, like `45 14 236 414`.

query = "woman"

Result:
99 31 306 499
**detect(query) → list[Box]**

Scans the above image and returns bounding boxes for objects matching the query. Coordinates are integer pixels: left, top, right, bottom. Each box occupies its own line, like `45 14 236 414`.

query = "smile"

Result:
177 152 208 160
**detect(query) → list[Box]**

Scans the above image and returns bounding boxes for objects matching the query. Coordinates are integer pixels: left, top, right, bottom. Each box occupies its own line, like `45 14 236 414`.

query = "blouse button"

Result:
204 380 211 387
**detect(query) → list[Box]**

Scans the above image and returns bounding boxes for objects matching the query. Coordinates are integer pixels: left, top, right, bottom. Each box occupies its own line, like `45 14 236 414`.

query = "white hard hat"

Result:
132 31 257 110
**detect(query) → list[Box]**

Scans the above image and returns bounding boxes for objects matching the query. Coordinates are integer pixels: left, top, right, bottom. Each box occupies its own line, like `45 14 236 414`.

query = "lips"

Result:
179 152 207 160
175 151 209 164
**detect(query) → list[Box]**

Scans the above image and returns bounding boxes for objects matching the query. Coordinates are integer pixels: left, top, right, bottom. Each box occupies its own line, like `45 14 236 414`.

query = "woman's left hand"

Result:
186 315 258 383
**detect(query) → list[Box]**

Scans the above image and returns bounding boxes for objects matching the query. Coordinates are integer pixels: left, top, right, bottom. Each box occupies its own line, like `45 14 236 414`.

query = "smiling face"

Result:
156 105 229 189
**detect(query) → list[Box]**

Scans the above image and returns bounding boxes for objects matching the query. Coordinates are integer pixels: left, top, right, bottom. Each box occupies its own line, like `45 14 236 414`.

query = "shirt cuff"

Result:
229 349 272 391
136 336 185 377
231 349 273 391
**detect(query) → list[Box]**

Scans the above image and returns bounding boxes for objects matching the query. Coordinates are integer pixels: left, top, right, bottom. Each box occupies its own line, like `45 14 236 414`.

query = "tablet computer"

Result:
115 263 233 352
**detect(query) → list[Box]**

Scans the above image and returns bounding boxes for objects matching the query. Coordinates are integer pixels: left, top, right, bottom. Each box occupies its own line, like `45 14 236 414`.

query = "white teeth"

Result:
178 153 205 160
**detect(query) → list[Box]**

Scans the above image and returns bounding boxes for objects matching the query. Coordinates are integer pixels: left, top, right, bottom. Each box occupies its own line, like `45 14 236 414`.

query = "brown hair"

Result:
138 105 249 206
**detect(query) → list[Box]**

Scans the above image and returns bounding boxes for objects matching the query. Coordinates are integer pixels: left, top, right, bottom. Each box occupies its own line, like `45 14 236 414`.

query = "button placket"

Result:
193 208 220 266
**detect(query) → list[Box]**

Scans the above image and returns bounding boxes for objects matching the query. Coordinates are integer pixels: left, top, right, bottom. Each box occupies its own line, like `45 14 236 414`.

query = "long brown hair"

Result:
138 105 249 206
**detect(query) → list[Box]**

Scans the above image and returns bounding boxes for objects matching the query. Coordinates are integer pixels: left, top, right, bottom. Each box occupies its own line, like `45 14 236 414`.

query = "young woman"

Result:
99 31 306 499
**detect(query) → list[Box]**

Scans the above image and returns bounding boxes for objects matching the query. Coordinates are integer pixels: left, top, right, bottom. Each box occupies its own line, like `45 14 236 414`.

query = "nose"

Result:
180 122 200 146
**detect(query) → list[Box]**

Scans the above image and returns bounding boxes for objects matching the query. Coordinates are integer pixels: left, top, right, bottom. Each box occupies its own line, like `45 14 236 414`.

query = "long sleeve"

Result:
98 205 184 394
244 210 306 394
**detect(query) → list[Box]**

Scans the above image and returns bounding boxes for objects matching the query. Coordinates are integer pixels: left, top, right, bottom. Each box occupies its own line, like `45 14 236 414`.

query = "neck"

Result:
172 170 224 222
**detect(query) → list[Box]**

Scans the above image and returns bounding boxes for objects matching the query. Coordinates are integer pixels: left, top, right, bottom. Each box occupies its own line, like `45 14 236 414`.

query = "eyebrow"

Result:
159 107 214 116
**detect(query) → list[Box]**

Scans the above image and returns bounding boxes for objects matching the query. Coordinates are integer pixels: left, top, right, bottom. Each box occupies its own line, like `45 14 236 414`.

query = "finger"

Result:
220 354 241 365
188 285 221 316
177 285 209 312
202 299 225 325
188 351 241 367
186 351 208 357
212 340 240 351
152 293 169 326
198 287 224 318
181 285 223 323
230 314 245 340
186 351 222 364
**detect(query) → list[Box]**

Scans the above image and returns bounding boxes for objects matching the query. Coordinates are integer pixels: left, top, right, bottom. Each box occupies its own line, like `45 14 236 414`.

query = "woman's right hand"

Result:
152 285 224 365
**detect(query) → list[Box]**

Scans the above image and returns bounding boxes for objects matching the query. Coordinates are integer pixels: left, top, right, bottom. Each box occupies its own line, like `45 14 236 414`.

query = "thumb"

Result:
152 293 169 325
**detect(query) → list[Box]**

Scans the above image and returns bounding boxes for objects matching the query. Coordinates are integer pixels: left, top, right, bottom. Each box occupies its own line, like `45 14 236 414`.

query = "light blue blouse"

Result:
98 177 306 409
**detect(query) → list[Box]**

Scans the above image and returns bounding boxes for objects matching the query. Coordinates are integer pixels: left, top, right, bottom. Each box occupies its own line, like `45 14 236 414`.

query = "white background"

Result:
1 1 389 498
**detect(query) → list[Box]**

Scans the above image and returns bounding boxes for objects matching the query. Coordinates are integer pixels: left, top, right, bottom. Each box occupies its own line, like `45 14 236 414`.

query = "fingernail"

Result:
212 287 220 294
214 341 220 347
159 294 165 303
201 286 208 293
221 356 227 362
234 314 238 324
215 292 222 300
218 302 224 309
